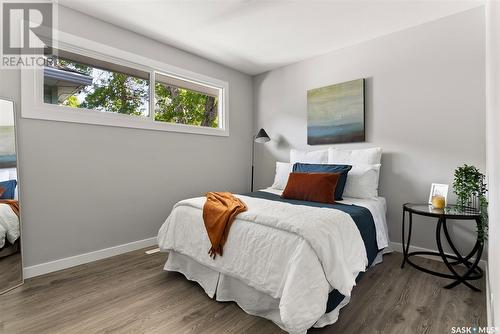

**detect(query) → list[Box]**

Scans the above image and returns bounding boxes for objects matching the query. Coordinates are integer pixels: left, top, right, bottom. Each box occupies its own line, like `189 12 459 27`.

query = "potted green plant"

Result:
453 164 488 244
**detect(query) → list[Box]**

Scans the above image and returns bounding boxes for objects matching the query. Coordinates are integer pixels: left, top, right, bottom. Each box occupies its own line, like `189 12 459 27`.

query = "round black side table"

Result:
401 203 484 291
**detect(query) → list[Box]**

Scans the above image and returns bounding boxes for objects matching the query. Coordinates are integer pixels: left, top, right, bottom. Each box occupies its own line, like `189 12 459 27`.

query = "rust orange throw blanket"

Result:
203 192 247 258
0 200 19 217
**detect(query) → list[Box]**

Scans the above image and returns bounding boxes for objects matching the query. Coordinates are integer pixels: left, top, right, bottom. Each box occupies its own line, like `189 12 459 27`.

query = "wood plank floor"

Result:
0 248 486 334
0 251 22 294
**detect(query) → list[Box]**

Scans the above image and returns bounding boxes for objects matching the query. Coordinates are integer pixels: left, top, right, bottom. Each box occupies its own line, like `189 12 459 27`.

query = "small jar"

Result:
431 195 446 209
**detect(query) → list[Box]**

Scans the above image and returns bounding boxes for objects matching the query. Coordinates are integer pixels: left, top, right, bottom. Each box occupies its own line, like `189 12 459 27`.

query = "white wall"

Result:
486 0 500 327
254 8 486 255
0 6 253 267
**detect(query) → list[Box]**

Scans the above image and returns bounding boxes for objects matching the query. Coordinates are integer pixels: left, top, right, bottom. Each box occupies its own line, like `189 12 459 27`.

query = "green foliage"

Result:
81 73 148 116
453 165 487 207
154 83 218 128
453 164 488 243
54 57 148 115
57 58 92 75
52 57 218 127
62 95 80 108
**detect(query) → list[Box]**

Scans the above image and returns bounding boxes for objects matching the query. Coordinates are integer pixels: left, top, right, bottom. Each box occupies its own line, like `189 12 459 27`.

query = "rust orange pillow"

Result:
281 172 339 204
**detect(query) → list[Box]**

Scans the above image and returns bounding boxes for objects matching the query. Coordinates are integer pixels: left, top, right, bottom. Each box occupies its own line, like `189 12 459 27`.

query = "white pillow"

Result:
343 164 381 199
290 149 328 164
0 170 9 182
271 162 293 190
328 147 382 165
8 169 17 181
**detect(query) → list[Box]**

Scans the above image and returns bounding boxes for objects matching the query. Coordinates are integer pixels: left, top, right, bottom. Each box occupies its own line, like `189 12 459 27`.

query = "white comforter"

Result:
0 203 20 249
158 195 368 333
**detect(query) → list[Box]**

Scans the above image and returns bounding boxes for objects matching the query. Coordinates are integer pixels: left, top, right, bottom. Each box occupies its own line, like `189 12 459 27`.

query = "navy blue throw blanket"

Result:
243 191 379 313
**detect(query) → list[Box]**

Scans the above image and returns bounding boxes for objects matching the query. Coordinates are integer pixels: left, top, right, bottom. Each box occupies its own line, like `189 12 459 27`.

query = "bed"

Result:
0 201 20 260
0 168 19 254
157 186 388 334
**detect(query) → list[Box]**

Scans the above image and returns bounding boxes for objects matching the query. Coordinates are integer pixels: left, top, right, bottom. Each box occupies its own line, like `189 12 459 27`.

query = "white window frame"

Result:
21 31 229 137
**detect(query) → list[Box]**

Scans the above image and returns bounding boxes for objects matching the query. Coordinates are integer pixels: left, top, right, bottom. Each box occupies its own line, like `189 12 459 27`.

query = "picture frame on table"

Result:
428 183 449 205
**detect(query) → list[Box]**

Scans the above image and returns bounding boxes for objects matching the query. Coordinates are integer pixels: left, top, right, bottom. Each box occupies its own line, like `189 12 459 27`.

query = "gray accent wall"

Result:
0 6 253 267
253 8 486 256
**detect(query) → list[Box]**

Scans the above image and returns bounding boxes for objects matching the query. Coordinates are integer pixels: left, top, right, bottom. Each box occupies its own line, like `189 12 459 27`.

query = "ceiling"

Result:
59 0 484 75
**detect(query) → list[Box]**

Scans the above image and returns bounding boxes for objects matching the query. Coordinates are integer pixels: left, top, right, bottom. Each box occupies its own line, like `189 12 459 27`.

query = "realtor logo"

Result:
1 1 57 68
2 1 52 55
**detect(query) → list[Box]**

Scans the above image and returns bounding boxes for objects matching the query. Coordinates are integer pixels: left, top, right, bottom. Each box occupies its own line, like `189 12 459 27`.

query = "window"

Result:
155 73 220 128
22 33 229 136
44 51 150 117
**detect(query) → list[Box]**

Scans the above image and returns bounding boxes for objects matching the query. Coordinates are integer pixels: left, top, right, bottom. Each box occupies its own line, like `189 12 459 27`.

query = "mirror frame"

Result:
0 96 24 294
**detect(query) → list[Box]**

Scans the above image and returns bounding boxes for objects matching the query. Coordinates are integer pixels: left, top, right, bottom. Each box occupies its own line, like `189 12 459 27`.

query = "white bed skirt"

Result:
165 251 382 333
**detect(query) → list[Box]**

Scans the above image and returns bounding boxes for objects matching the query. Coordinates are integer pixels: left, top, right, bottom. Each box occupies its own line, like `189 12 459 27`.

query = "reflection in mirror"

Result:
0 98 22 294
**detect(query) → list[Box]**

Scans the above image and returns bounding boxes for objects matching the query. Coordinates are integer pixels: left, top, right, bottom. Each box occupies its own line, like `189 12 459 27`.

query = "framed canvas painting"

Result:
307 78 365 145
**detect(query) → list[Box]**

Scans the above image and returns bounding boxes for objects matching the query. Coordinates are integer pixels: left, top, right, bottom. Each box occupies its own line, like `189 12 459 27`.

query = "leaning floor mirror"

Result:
0 97 22 294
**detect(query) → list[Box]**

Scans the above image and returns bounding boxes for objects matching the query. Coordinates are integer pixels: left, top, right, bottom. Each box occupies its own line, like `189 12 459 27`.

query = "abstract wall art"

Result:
307 78 365 145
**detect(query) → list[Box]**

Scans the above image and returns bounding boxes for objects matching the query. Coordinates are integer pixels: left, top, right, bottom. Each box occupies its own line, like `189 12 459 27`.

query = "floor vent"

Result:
145 248 160 255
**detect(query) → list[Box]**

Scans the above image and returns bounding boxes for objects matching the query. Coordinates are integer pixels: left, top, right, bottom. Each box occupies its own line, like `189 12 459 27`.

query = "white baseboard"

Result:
23 237 157 279
389 241 487 270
